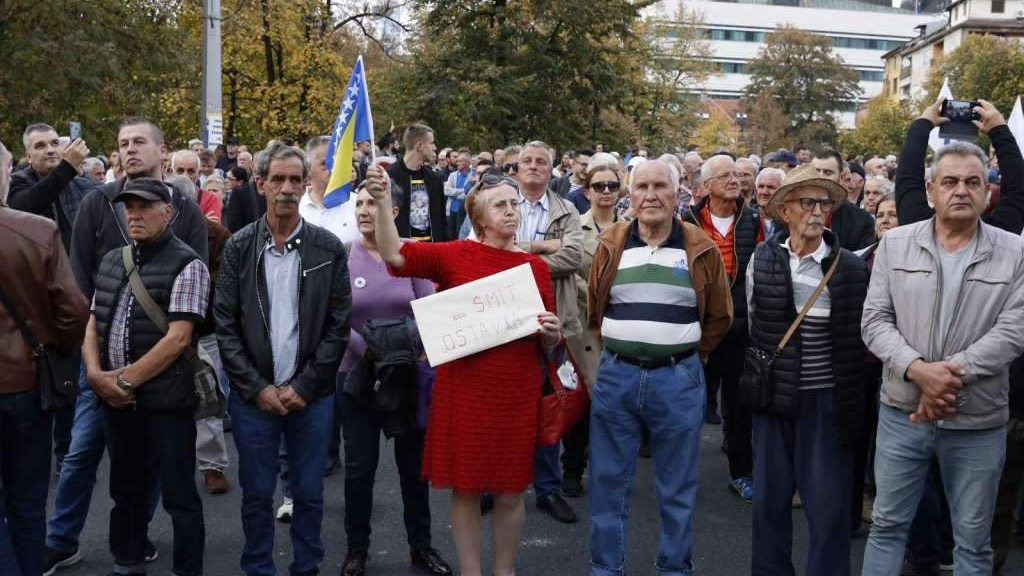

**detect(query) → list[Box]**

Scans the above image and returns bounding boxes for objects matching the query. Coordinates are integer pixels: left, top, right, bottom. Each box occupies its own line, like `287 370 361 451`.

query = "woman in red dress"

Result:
363 166 561 576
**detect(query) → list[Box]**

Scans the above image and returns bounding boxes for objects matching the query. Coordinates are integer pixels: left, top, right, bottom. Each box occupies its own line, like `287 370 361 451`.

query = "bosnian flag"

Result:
324 56 375 208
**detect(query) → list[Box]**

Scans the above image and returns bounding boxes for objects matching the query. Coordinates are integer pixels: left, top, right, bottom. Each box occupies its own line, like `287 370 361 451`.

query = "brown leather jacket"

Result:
587 218 733 364
0 206 89 394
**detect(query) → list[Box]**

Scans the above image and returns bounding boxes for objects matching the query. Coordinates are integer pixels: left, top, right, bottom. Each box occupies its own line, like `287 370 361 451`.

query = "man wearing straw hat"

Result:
745 164 870 576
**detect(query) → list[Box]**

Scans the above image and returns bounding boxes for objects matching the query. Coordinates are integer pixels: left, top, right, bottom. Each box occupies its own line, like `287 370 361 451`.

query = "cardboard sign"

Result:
411 263 544 367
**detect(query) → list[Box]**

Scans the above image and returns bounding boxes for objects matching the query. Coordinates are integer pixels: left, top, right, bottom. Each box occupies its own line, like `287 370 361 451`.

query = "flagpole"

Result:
359 54 378 165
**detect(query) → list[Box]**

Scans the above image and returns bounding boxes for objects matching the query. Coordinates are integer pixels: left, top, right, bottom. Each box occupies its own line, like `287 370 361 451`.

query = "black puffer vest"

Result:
93 230 201 411
685 197 760 333
748 229 870 445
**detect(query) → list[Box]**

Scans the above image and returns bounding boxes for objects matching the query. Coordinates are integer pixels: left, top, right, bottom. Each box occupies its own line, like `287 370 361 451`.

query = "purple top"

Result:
340 238 435 371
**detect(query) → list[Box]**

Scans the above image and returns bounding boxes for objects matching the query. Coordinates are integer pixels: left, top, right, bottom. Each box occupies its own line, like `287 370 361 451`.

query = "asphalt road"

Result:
49 421 1024 575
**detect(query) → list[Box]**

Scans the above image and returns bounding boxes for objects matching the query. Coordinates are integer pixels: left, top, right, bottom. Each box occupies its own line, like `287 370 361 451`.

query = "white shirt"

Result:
517 191 550 243
710 213 735 237
299 191 359 244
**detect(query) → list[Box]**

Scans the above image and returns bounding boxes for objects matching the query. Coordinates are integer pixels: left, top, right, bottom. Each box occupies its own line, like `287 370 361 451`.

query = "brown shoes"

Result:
204 469 230 495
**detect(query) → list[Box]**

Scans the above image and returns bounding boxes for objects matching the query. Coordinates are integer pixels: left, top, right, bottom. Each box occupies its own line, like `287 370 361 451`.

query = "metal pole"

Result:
201 0 224 148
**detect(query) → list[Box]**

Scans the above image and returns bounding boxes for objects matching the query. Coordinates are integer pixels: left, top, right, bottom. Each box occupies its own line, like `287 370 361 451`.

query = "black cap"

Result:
114 178 171 203
226 136 240 145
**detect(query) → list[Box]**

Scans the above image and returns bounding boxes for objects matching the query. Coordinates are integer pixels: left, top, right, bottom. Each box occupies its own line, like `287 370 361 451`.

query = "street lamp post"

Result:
201 0 224 148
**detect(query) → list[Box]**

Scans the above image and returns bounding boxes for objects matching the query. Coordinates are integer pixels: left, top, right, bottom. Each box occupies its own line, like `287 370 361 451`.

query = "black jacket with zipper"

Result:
214 217 351 404
70 177 209 298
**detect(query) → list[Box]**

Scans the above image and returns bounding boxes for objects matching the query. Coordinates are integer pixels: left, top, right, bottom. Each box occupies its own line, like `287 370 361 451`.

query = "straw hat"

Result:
765 164 848 220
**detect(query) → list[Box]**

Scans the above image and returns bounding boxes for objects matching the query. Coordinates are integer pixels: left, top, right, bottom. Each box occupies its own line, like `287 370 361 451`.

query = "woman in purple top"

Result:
337 183 452 576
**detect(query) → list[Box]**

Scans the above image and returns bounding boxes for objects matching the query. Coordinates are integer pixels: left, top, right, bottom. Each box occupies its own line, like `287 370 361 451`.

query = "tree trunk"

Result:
260 0 276 85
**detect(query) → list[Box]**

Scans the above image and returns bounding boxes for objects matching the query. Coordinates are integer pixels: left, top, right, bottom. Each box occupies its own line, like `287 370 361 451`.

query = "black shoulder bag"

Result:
0 284 80 411
121 247 225 420
740 250 841 412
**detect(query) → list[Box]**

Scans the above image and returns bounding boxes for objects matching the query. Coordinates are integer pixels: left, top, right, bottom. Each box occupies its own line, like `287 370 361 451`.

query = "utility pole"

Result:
201 0 224 148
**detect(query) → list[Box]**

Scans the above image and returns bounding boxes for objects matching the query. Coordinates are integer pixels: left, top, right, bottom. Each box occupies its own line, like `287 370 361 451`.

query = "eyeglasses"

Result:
706 171 742 182
590 181 620 194
787 197 837 212
502 163 519 174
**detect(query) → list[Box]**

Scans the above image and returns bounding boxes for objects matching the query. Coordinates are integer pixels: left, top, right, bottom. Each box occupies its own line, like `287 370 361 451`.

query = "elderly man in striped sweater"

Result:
586 160 733 576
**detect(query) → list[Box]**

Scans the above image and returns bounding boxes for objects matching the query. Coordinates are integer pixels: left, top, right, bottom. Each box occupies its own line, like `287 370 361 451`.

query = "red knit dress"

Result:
390 240 556 494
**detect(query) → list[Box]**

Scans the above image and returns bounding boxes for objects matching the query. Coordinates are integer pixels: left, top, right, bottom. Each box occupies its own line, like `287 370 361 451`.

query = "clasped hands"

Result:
256 383 307 416
906 359 966 423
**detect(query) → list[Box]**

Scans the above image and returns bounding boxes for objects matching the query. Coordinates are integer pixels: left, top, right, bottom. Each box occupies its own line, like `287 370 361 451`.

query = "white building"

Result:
646 0 935 127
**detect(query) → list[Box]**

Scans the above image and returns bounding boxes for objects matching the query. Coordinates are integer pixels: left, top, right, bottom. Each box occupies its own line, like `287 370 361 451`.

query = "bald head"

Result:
170 150 200 182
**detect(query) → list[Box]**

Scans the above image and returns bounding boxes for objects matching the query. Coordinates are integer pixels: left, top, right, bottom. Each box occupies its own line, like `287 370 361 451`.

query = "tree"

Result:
371 0 712 151
836 95 915 156
690 102 741 155
922 34 1024 123
743 26 861 143
742 92 789 155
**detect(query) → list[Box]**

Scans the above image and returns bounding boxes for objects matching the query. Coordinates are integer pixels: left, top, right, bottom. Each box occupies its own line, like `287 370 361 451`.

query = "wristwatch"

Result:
117 372 135 393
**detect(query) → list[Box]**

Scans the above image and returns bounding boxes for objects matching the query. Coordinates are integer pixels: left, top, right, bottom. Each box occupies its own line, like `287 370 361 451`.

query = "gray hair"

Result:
255 142 309 180
79 157 104 176
590 152 619 170
0 140 11 203
700 154 734 180
520 141 553 163
630 160 677 193
166 175 197 202
304 135 331 159
22 123 56 151
864 174 894 194
170 150 199 170
933 141 989 180
683 151 702 162
755 167 786 186
203 174 226 189
736 158 758 172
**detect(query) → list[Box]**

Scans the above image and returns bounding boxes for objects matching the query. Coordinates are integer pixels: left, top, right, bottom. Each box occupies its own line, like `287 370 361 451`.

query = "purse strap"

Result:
775 248 842 354
121 246 201 364
0 282 43 355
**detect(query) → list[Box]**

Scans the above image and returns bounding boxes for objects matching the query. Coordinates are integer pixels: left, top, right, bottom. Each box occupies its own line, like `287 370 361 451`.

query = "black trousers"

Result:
338 391 431 551
561 406 590 479
105 406 204 576
851 363 882 531
706 330 752 479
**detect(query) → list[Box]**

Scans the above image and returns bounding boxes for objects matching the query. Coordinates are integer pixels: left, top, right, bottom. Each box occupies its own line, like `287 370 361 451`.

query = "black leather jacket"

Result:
214 217 351 404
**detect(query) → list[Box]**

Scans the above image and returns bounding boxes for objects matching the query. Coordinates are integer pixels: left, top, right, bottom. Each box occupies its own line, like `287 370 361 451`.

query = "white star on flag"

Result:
347 84 359 97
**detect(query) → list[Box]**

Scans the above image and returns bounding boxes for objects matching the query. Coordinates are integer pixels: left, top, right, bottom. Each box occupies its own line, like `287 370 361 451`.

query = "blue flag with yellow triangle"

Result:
324 56 374 209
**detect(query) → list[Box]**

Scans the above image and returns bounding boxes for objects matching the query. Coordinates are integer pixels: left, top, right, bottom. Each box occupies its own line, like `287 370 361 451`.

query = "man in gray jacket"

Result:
861 140 1024 576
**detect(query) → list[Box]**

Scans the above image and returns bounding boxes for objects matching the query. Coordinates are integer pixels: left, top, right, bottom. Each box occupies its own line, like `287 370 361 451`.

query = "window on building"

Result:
992 0 1005 12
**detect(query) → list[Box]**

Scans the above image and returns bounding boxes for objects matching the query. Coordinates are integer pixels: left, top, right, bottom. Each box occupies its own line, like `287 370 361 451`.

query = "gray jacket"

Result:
862 218 1024 429
517 190 583 337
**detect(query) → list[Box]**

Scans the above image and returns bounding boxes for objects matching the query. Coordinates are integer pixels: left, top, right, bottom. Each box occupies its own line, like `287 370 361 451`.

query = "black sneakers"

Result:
43 547 81 576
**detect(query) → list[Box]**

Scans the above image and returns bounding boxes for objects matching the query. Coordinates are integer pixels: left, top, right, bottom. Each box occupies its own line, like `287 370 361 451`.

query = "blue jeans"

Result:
752 388 851 576
231 392 332 576
0 387 52 576
47 369 159 554
863 405 1006 576
589 351 705 576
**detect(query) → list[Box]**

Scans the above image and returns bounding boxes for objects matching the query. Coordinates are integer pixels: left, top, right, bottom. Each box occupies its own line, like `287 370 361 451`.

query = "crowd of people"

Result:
0 94 1023 576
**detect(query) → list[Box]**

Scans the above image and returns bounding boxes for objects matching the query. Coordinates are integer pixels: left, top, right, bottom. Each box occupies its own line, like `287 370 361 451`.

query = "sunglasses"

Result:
502 163 519 174
787 197 837 212
475 173 519 192
591 181 620 194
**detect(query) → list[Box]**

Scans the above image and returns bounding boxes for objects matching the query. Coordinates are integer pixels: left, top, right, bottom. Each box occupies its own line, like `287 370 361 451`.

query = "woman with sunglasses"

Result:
559 163 623 497
363 165 560 576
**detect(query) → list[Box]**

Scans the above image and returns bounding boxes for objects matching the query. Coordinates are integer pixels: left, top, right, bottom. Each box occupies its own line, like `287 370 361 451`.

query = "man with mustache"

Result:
83 176 211 576
43 117 208 576
215 141 351 576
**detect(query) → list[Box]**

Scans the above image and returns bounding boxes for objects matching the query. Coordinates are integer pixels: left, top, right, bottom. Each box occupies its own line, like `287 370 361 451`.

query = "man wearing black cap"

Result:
43 117 209 576
84 177 209 576
217 136 241 173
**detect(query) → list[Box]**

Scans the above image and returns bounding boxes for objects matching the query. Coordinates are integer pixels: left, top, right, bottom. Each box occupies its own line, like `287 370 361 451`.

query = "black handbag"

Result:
739 250 841 412
0 284 80 411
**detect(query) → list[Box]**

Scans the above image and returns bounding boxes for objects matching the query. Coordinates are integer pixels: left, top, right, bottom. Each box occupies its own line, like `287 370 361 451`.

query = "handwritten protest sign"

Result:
411 263 545 367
